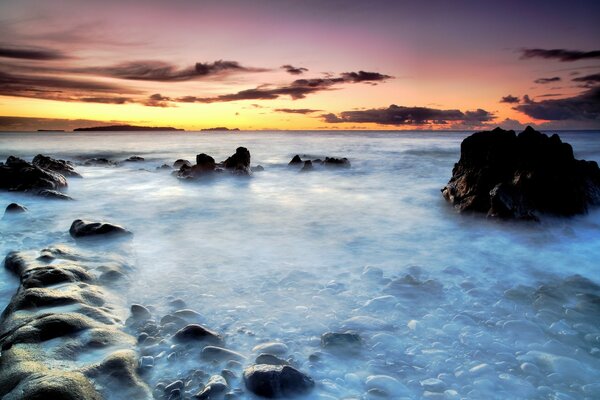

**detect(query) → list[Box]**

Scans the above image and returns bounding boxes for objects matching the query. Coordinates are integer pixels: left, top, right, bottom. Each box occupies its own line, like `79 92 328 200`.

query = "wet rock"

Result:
83 157 115 166
365 375 409 396
37 189 74 200
157 164 171 170
173 159 191 168
255 353 289 366
202 346 247 361
172 324 223 344
252 165 265 172
252 342 288 355
32 154 81 177
223 147 251 175
288 155 302 165
442 126 600 219
139 356 154 369
4 203 27 214
243 364 314 398
1 372 103 400
69 219 132 239
300 160 313 172
321 331 362 352
195 375 229 399
164 380 184 394
130 304 152 320
323 157 351 168
124 156 144 162
196 153 216 169
0 155 68 191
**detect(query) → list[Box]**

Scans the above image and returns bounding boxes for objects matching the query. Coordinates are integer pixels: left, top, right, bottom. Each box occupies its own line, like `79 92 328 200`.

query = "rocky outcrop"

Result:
243 364 314 398
442 126 600 219
69 219 132 239
176 147 254 179
0 244 151 399
32 154 81 178
124 156 144 162
288 155 351 170
0 156 68 192
223 147 251 175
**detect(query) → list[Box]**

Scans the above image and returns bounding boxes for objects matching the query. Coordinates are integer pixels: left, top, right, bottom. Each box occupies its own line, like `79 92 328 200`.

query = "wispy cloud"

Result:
281 64 308 75
500 95 520 104
514 87 600 121
274 108 321 114
0 45 70 60
534 76 561 84
520 48 600 62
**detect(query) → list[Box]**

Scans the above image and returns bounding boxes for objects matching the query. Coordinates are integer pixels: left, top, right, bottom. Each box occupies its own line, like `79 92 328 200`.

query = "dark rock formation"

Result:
195 153 216 171
69 219 132 239
37 189 74 200
300 160 313 172
124 156 144 162
0 156 68 192
323 157 351 168
243 364 314 398
172 324 223 344
442 126 600 219
289 155 303 165
4 203 27 214
32 154 81 178
173 159 191 168
223 147 251 175
74 125 183 131
83 158 115 166
0 245 151 399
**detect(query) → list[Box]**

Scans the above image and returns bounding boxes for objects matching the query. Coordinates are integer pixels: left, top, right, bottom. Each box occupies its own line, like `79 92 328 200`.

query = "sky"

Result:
0 0 599 131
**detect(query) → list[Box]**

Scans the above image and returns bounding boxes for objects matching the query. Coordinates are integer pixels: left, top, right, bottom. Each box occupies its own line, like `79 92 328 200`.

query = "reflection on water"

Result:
1 130 600 399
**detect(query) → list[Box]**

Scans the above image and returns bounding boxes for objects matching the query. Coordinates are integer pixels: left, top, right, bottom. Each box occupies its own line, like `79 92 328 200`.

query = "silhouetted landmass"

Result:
37 129 65 132
200 127 240 131
74 125 183 132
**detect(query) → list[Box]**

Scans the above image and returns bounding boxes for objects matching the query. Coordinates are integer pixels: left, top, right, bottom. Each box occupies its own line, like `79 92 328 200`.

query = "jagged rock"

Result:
69 219 132 239
323 157 351 168
223 147 251 175
442 126 600 219
124 156 144 162
300 160 313 172
0 156 68 191
288 155 302 165
243 364 314 398
32 154 81 177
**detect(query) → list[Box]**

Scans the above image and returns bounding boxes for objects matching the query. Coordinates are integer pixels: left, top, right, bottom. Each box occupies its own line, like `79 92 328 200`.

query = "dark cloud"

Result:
143 93 174 107
0 46 69 60
500 95 520 104
80 96 133 104
572 73 600 85
520 48 600 62
514 87 600 121
321 104 494 126
274 108 321 114
281 65 308 75
80 60 268 81
534 76 561 84
178 71 392 103
536 93 563 98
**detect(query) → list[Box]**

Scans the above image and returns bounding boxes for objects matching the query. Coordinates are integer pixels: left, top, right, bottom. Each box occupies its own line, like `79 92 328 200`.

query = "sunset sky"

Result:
0 0 599 131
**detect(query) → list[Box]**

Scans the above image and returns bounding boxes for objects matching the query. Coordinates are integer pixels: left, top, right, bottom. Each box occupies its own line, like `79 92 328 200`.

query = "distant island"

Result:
37 129 65 132
200 127 240 131
73 125 184 132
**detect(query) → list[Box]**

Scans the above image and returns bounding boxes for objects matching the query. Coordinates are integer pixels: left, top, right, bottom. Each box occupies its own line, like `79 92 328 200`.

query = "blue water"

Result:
1 130 599 399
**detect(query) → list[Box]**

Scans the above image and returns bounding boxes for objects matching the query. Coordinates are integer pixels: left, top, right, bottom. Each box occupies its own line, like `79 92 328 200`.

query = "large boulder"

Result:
442 126 600 219
32 154 81 178
223 147 251 175
69 219 132 239
243 364 314 398
0 156 68 191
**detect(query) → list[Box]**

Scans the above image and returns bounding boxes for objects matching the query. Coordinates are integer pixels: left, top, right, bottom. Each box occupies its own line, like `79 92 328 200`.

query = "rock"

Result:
255 353 289 366
32 154 81 177
252 342 288 355
124 156 144 162
130 304 152 320
321 331 362 352
37 189 73 200
164 380 184 395
323 157 351 168
251 165 265 172
243 364 314 398
442 126 600 219
195 375 229 399
300 160 313 172
139 356 154 369
172 324 223 344
365 375 409 396
196 153 216 169
4 203 27 214
83 157 115 166
223 147 251 175
157 164 171 170
201 346 247 362
69 219 132 239
173 159 191 168
0 156 68 191
288 155 303 165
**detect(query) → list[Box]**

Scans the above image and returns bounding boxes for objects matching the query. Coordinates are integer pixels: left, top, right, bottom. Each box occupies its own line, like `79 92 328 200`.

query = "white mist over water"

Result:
1 130 600 399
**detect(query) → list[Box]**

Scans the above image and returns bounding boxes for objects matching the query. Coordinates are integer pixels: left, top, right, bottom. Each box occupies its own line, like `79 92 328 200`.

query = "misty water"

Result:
1 130 600 399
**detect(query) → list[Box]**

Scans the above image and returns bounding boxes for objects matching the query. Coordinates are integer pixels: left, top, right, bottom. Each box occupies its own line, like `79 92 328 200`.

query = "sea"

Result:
1 130 599 399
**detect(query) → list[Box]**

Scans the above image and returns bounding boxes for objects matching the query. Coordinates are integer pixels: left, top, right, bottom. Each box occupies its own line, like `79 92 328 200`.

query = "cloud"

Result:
0 116 130 131
178 71 392 103
0 46 69 60
572 73 600 86
514 87 600 121
321 104 495 126
520 48 600 62
143 93 174 107
80 60 268 81
274 108 321 114
80 96 133 104
500 95 520 104
281 65 308 75
534 76 561 84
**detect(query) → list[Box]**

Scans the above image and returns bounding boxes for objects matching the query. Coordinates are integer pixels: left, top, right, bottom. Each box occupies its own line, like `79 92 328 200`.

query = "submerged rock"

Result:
83 157 115 166
223 147 251 175
37 189 74 200
243 364 314 398
442 126 600 219
288 155 303 165
172 324 223 344
32 154 81 177
4 203 27 214
321 331 362 352
124 156 144 162
0 156 68 192
173 159 191 168
300 160 313 172
69 219 132 239
177 147 254 179
323 157 351 168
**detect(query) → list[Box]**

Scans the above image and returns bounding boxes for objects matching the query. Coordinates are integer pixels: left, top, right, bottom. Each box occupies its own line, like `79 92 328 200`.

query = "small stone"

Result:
172 324 223 344
255 353 289 366
139 356 154 368
130 304 152 320
243 364 314 398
